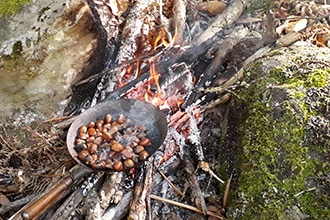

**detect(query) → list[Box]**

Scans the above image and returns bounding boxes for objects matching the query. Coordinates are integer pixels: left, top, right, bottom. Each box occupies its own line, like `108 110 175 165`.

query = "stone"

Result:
224 46 330 219
0 0 106 119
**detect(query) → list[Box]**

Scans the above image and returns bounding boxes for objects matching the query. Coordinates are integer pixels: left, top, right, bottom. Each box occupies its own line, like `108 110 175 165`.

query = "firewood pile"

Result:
4 0 330 219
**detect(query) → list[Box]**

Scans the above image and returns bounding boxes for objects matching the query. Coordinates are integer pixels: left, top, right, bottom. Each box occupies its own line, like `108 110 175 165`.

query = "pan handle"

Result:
18 167 91 220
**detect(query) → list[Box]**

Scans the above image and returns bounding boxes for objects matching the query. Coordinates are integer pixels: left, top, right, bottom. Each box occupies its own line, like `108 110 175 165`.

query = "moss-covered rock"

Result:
227 46 330 219
0 0 31 17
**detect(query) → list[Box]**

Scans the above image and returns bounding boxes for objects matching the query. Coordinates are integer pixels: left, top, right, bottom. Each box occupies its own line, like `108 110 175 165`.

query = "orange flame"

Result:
170 24 179 47
144 56 164 106
153 27 170 49
143 24 183 107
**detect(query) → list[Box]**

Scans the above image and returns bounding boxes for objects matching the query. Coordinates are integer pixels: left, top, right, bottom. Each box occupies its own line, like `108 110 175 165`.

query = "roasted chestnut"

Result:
74 113 152 171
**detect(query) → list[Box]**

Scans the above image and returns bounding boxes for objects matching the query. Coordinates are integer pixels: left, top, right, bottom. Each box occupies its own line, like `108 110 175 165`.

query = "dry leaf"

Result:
195 1 227 16
292 19 307 32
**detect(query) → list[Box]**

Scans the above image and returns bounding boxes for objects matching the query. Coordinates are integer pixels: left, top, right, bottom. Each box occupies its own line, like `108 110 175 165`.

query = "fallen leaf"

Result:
195 1 227 16
292 19 307 32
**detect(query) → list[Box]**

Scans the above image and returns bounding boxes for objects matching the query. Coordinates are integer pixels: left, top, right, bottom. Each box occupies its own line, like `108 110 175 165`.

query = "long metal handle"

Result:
21 177 73 220
15 166 92 220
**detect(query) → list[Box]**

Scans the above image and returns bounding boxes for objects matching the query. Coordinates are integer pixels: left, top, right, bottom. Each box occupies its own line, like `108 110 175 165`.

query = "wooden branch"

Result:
182 146 207 215
101 191 133 220
85 187 102 220
99 172 124 214
150 194 224 219
128 162 154 219
223 174 232 209
104 31 225 102
172 0 186 45
115 1 151 64
212 42 281 90
158 170 184 197
197 0 245 43
182 25 249 109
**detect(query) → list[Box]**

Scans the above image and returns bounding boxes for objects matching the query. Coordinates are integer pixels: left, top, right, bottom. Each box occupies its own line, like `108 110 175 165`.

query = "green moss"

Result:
0 0 31 17
228 51 330 219
304 69 329 88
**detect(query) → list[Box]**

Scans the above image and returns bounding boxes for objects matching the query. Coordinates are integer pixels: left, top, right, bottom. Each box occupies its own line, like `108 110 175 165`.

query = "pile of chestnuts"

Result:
74 113 151 171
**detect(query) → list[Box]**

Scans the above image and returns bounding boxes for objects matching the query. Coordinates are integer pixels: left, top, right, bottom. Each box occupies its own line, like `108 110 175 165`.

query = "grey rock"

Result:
0 0 106 119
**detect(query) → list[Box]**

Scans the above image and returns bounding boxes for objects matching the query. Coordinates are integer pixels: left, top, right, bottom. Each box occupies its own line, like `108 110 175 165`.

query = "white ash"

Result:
186 105 205 161
81 173 102 197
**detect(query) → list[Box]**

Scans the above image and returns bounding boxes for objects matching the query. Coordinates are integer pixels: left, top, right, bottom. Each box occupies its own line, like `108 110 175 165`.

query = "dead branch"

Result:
85 187 102 220
198 161 225 184
212 42 277 92
150 194 224 219
128 162 154 219
101 191 133 220
197 0 245 43
157 170 184 197
182 146 207 215
115 1 150 64
172 0 186 45
223 174 232 209
99 172 124 215
104 31 226 102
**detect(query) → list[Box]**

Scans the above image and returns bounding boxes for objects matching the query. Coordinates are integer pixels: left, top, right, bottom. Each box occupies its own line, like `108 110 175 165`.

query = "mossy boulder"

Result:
226 46 330 219
0 0 31 17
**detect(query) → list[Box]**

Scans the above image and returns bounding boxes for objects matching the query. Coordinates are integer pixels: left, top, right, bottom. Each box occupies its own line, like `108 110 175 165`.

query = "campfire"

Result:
8 0 276 219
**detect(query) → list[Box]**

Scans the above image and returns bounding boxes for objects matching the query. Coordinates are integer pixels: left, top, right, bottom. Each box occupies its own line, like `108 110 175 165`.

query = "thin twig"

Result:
43 115 73 123
223 174 232 209
198 161 225 184
150 194 224 219
0 194 36 216
157 170 185 197
294 187 317 197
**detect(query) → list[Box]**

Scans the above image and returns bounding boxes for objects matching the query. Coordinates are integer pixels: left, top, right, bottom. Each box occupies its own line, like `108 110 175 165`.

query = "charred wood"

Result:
182 25 249 109
171 0 187 45
101 191 132 220
85 187 102 220
181 146 207 215
103 31 226 102
115 1 150 64
128 162 154 220
99 172 124 215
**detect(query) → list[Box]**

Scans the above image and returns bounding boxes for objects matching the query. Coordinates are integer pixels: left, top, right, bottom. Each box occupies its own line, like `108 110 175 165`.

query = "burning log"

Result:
171 0 186 45
115 0 153 65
